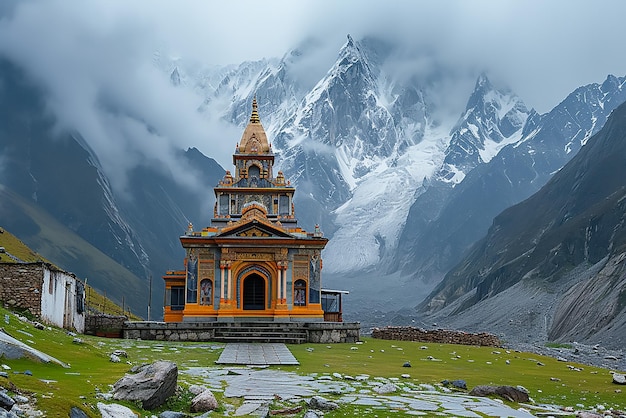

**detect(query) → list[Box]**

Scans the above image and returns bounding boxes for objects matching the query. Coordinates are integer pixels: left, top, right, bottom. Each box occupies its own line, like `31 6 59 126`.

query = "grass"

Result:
287 340 625 413
0 226 48 263
0 306 624 417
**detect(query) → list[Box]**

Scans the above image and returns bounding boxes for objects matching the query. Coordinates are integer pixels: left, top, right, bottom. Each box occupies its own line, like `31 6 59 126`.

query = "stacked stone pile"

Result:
371 326 501 347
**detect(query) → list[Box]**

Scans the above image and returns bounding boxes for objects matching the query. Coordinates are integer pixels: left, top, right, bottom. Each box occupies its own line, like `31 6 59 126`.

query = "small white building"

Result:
0 262 85 333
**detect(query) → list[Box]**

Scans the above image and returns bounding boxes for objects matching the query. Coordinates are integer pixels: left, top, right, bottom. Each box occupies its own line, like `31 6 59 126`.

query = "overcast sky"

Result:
1 0 625 191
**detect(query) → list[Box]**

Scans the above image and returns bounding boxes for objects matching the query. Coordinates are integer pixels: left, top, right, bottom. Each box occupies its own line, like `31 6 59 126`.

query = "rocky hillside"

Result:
420 101 626 349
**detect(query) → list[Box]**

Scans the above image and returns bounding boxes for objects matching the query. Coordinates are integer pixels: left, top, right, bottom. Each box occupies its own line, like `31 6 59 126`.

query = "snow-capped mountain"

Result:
4 31 626 324
394 74 626 289
439 73 530 183
165 35 626 285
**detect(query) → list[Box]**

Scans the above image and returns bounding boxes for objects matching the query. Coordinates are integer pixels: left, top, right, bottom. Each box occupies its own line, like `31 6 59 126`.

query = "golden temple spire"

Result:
238 97 270 154
250 96 260 124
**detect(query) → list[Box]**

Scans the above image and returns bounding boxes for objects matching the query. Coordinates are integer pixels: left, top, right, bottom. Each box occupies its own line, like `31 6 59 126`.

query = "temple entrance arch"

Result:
243 273 265 310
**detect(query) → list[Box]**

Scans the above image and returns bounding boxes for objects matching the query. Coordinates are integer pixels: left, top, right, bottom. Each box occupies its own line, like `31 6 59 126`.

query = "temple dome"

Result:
238 97 271 154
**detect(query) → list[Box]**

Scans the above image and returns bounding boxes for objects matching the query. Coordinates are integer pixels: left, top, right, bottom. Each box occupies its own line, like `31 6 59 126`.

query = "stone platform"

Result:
122 321 360 344
216 343 299 365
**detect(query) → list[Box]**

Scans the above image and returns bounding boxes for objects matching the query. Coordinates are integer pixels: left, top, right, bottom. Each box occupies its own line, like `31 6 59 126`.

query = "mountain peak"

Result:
475 72 491 89
170 67 181 86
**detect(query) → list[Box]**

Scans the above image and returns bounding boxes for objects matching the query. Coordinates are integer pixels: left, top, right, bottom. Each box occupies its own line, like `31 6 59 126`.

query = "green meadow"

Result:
0 305 624 417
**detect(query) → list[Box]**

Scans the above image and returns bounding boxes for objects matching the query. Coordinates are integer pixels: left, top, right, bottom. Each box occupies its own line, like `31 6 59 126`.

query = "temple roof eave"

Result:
179 235 328 248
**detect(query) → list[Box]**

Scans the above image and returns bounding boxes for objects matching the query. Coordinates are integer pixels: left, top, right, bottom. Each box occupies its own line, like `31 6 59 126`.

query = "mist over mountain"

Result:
1 29 625 340
0 57 223 315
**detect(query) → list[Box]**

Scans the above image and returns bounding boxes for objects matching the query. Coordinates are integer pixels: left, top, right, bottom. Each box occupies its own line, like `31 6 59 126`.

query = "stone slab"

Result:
216 343 299 365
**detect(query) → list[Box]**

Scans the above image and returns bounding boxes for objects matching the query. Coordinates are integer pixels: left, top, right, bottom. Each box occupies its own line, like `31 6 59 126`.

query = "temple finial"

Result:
250 96 260 123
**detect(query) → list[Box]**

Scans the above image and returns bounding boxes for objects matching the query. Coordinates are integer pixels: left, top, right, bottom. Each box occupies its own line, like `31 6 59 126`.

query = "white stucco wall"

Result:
40 267 85 333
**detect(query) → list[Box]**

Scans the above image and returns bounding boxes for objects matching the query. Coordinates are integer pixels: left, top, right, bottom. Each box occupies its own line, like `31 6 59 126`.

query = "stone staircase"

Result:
212 322 308 344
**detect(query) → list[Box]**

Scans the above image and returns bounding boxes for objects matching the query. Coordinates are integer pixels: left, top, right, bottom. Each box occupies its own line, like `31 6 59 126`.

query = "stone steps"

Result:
213 322 308 344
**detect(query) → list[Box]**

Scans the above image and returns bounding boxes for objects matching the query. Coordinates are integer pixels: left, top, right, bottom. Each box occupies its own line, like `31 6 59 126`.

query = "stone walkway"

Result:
215 343 299 365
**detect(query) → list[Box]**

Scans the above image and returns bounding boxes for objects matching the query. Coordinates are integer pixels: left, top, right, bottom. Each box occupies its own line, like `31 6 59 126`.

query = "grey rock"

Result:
309 395 339 411
159 411 190 418
129 363 148 373
69 407 89 418
112 361 178 410
441 379 467 390
303 412 321 418
188 384 208 395
469 385 530 402
190 389 218 413
23 370 32 376
97 402 138 418
11 395 27 404
613 373 626 385
8 405 22 416
373 383 398 394
112 350 128 358
110 354 121 363
402 361 411 367
0 391 15 410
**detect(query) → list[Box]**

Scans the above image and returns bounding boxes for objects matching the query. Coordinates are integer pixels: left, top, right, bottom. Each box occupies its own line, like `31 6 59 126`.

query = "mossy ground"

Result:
0 307 623 417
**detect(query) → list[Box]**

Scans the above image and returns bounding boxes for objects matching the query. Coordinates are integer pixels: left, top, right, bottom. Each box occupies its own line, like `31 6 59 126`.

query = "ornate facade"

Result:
163 99 328 322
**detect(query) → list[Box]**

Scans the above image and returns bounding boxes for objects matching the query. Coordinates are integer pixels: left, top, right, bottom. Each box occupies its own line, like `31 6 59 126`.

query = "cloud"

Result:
0 0 625 195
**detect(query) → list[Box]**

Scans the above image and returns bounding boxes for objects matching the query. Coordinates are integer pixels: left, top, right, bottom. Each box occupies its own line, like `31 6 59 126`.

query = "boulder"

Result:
309 395 339 411
190 389 218 413
469 385 530 402
373 383 398 394
613 373 626 385
0 391 15 410
97 402 138 418
112 361 178 410
69 407 89 418
188 384 208 395
159 412 190 418
441 379 467 390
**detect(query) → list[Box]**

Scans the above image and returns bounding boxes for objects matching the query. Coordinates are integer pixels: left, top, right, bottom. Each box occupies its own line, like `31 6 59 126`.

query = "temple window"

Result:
219 194 229 216
279 195 289 215
294 279 307 306
170 286 185 310
199 279 213 306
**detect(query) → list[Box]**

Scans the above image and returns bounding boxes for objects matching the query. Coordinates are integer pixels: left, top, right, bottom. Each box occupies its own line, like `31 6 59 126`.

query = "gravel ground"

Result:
506 341 626 372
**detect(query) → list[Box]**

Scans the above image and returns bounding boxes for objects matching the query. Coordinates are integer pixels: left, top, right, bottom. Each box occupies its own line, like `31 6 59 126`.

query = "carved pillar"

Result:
275 261 288 311
277 268 282 304
282 265 287 303
227 265 232 303
219 261 226 305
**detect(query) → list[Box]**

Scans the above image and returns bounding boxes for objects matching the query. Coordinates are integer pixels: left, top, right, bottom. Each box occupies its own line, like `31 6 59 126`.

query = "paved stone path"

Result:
215 343 299 365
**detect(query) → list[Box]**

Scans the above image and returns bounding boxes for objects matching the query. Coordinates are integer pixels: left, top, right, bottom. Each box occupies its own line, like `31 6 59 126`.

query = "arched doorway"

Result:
243 273 265 310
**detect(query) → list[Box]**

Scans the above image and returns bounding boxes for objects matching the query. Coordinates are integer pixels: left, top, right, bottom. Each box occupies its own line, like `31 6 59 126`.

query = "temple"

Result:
163 99 333 323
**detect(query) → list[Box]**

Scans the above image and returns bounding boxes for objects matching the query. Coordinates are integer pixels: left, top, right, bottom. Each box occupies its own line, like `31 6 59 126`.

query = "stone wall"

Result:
123 321 216 341
0 263 45 317
85 314 128 337
371 326 501 347
0 262 86 332
307 322 360 343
